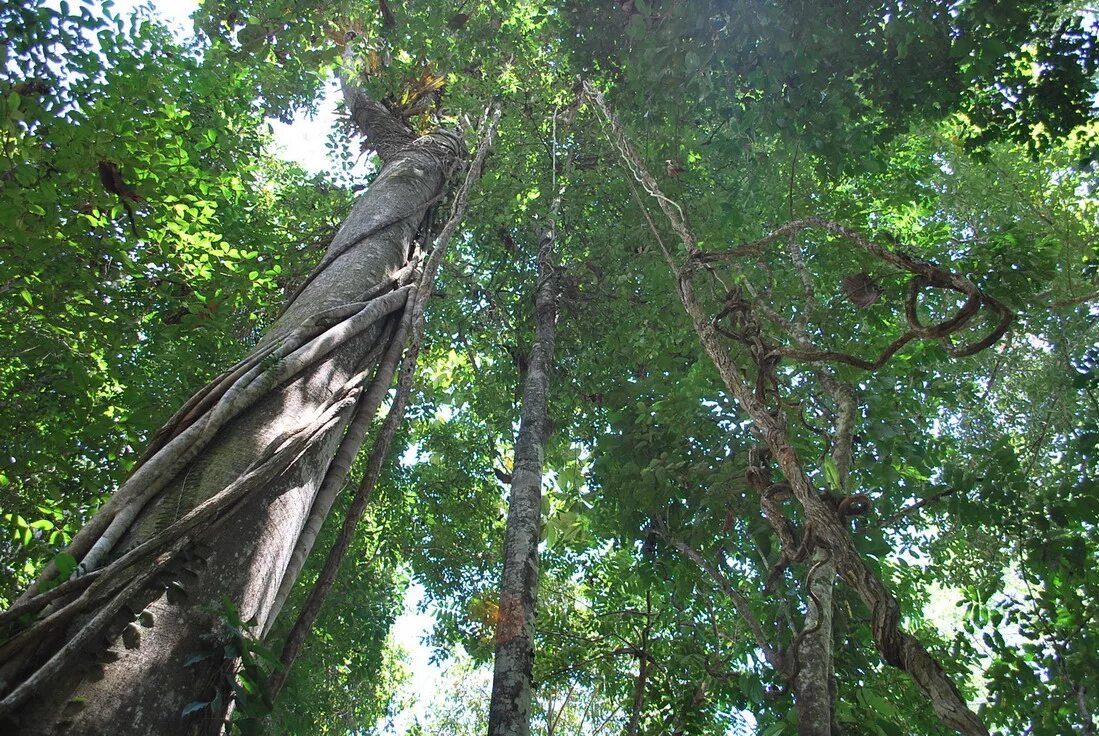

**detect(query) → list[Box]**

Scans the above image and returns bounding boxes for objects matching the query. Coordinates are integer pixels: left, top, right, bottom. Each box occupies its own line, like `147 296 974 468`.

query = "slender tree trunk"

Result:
794 549 836 736
0 77 458 735
625 590 653 736
487 186 561 736
795 376 854 736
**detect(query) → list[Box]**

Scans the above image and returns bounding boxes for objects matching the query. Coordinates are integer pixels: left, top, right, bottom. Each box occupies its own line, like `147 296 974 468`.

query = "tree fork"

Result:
586 80 992 736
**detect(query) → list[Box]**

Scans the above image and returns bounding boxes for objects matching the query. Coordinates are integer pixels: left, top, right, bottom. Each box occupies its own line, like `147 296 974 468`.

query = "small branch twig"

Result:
874 488 958 529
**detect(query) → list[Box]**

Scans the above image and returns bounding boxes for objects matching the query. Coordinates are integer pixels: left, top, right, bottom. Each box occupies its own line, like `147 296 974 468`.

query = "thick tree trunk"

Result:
0 79 458 735
265 106 501 703
487 207 560 736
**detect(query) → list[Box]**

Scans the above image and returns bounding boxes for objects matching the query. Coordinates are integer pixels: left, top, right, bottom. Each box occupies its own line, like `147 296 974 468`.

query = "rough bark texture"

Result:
586 81 990 736
2 76 458 735
795 375 854 736
264 292 418 703
265 106 500 702
487 209 560 736
795 549 836 736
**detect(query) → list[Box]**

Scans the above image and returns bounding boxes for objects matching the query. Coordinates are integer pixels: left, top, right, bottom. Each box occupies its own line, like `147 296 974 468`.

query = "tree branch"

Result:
874 488 958 529
586 80 991 736
339 47 414 162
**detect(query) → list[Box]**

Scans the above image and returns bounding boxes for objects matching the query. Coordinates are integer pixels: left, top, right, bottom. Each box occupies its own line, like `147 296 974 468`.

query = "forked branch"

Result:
585 79 994 736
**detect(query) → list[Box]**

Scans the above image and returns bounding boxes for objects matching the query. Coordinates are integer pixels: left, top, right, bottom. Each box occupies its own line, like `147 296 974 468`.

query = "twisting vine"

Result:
584 79 1001 736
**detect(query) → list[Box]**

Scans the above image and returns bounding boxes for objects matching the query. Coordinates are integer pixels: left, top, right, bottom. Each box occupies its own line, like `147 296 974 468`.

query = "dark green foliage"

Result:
2 0 1098 733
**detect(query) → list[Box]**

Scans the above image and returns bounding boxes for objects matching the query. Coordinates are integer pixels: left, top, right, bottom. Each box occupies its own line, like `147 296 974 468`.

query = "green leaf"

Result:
183 651 214 668
823 456 841 492
53 553 77 578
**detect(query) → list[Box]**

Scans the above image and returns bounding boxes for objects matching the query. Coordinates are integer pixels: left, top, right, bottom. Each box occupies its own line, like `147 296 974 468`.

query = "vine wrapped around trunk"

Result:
586 80 998 736
0 62 459 736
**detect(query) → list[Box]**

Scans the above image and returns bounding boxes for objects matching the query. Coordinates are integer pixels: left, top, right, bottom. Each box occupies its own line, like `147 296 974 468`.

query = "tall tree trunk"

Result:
0 76 458 735
266 106 501 703
794 549 836 736
487 176 562 736
795 377 855 736
586 81 992 736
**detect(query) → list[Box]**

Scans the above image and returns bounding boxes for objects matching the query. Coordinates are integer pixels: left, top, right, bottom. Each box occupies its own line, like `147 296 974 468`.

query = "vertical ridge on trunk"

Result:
265 106 502 703
0 65 459 736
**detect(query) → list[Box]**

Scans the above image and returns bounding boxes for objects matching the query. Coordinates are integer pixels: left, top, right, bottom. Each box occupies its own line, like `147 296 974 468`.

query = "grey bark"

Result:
586 82 989 736
265 106 501 702
795 376 854 736
487 196 561 736
2 76 457 735
794 549 836 736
